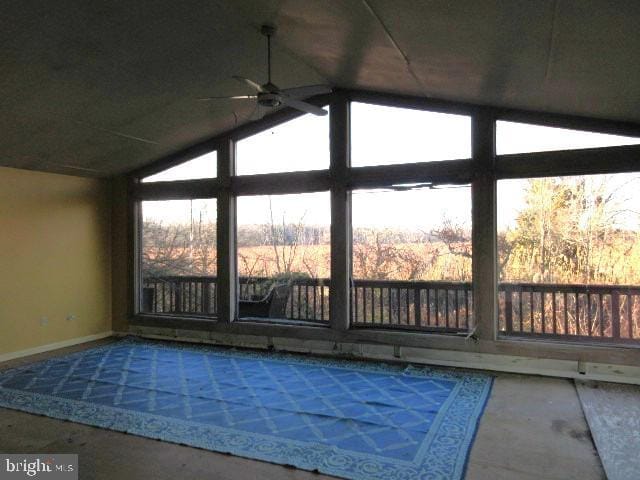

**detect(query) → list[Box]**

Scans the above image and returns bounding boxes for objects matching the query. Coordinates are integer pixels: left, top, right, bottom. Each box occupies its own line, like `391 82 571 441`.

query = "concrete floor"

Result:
0 339 605 480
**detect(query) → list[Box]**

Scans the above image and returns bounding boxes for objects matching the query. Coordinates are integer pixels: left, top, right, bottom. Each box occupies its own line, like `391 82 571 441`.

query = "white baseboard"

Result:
0 331 114 363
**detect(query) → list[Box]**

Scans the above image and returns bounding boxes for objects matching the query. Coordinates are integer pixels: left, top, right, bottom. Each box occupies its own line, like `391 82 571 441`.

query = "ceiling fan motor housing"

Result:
258 92 282 107
261 24 276 37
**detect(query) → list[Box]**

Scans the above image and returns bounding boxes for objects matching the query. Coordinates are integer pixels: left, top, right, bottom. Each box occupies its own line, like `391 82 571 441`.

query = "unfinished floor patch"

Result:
576 380 640 480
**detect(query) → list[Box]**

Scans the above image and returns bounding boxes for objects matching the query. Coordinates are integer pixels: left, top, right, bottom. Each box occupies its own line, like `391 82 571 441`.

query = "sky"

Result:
142 102 640 231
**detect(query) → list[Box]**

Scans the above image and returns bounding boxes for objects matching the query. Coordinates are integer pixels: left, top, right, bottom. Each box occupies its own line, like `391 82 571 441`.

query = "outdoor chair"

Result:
238 283 291 318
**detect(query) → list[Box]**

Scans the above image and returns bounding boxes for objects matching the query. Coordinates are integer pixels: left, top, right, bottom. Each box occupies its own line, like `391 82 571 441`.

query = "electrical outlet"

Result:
40 316 48 326
66 314 76 321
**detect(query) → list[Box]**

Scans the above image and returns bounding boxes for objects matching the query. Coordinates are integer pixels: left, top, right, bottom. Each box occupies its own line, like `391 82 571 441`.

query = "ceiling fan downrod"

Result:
261 24 276 87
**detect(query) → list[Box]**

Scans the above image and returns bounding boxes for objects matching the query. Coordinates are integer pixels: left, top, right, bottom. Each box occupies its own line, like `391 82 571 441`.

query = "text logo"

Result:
0 455 77 480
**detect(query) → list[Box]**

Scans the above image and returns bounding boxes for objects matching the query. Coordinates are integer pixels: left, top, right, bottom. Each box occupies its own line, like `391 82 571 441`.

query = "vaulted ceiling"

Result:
2 0 639 177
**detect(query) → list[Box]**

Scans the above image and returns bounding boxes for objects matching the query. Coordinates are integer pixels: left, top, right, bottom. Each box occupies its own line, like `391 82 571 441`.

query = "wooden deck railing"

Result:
142 276 330 323
350 279 472 332
499 282 640 344
143 276 219 316
142 276 640 343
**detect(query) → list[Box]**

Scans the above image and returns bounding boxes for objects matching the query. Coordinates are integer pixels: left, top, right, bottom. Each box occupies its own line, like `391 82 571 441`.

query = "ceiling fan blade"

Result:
232 76 265 92
197 95 257 101
280 85 332 98
280 97 328 116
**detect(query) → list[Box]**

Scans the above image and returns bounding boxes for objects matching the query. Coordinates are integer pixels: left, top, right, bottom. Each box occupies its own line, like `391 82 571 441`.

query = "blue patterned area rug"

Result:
0 338 492 480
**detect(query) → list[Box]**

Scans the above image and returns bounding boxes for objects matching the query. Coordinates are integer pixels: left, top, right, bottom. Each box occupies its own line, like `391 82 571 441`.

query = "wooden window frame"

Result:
127 88 640 359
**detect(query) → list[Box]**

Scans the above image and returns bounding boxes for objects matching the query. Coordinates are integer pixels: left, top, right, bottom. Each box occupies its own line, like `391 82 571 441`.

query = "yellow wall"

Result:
0 167 112 355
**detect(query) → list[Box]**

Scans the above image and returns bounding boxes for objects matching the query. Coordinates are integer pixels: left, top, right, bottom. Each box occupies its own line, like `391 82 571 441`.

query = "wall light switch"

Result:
40 316 48 326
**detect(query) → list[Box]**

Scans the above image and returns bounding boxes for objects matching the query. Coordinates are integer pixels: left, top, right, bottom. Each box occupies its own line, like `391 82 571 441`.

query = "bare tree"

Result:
267 197 307 276
142 221 192 277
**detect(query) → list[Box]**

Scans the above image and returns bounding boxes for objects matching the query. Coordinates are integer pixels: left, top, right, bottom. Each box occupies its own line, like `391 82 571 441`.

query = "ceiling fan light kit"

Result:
199 24 331 118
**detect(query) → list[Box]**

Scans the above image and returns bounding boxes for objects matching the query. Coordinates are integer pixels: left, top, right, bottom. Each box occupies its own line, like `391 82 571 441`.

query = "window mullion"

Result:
330 96 351 332
495 144 640 180
217 138 236 323
471 113 497 340
348 160 473 190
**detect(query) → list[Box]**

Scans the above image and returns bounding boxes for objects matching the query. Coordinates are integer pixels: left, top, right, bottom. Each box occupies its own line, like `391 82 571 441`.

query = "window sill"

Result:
236 317 330 328
497 333 640 350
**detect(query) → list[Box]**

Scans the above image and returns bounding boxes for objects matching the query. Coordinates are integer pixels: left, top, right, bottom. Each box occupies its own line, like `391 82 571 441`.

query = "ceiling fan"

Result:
198 24 331 118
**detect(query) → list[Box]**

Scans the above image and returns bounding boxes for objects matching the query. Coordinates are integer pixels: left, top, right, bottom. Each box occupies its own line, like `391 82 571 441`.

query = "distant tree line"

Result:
142 175 640 286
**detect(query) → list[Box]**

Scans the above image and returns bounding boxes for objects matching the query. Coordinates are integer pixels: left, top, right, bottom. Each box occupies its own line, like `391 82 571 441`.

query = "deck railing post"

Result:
203 281 211 314
175 283 183 313
414 287 422 327
611 290 621 339
504 286 513 334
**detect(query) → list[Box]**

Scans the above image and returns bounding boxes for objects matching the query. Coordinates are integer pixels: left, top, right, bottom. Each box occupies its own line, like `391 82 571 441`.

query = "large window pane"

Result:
497 173 640 342
142 151 217 182
496 121 640 155
351 102 471 167
236 192 330 322
236 112 329 175
141 199 217 316
351 186 472 331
